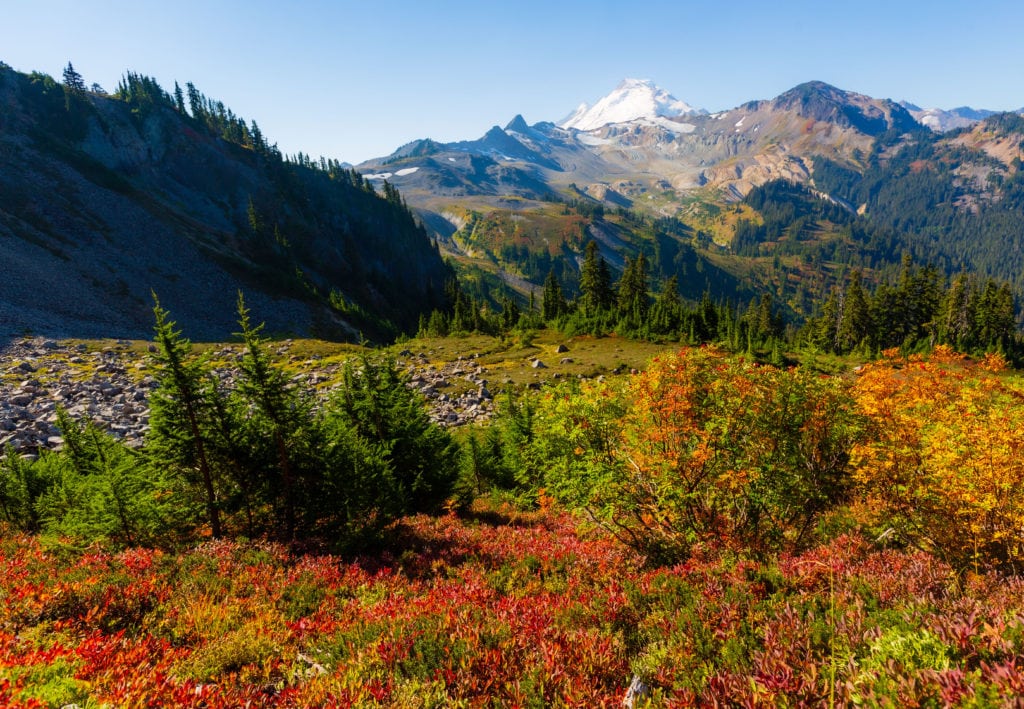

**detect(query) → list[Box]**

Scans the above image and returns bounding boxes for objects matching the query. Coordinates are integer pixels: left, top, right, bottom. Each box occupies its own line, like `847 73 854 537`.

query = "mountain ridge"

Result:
357 78 915 211
359 78 1023 216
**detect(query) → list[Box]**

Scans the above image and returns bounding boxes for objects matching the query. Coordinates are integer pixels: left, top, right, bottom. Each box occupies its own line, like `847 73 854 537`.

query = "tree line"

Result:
420 236 1022 365
802 256 1019 359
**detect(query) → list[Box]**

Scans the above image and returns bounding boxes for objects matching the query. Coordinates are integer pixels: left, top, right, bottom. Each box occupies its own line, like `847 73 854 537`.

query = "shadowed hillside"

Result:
0 63 452 341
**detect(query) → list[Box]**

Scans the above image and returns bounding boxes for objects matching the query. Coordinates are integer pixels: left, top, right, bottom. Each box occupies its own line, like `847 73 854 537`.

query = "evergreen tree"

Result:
616 253 649 322
186 81 203 119
977 280 1016 349
837 271 873 352
173 81 185 113
650 275 683 334
62 61 85 94
578 240 614 316
939 272 973 348
235 292 313 539
334 356 460 514
541 268 566 321
147 297 222 538
499 295 521 331
62 61 85 111
250 120 264 152
0 445 48 531
815 288 842 352
40 414 179 547
696 291 719 342
871 282 902 349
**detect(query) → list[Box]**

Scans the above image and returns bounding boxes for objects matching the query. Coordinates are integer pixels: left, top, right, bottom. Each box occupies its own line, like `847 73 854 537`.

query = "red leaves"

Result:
3 502 1024 705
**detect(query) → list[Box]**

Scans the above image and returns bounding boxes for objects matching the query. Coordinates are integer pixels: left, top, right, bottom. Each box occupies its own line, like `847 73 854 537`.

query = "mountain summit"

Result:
558 78 704 131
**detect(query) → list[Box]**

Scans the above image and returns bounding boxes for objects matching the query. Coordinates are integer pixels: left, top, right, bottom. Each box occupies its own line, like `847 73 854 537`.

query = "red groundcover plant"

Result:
4 505 1024 707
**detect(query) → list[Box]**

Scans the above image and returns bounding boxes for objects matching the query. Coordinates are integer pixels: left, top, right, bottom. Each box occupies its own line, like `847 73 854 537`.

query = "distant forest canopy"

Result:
426 172 1023 363
811 117 1024 290
438 168 1019 333
423 236 1023 365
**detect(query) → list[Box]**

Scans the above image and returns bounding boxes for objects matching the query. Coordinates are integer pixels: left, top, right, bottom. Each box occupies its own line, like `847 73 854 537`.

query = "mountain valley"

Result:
357 78 1024 325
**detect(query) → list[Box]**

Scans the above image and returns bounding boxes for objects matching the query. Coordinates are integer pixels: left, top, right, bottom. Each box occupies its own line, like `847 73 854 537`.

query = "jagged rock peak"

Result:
504 114 531 133
770 81 917 136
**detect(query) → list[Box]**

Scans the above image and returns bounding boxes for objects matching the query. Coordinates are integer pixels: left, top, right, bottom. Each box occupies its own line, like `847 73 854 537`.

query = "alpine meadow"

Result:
4 23 1024 707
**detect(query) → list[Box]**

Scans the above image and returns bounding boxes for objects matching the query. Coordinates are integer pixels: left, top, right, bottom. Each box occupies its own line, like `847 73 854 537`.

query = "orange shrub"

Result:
852 346 1024 570
544 348 864 563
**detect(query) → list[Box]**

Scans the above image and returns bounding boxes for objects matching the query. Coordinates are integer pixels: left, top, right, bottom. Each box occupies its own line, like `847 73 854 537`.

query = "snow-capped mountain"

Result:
359 80 918 205
558 78 705 132
899 101 998 132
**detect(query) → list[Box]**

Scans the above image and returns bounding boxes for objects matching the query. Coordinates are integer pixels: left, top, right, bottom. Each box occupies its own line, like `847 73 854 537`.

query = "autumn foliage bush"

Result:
852 346 1024 572
540 348 864 563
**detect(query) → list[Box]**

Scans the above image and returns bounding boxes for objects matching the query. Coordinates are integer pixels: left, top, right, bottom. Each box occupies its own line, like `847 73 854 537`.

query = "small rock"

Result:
623 675 651 708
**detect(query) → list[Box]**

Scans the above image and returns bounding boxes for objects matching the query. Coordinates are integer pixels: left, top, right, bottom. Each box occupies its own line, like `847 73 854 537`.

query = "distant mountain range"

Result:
356 78 1024 317
3 63 1023 341
899 102 999 132
358 78 1022 208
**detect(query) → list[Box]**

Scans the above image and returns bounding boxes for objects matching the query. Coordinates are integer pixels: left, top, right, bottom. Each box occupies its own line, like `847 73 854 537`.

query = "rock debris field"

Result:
0 337 500 460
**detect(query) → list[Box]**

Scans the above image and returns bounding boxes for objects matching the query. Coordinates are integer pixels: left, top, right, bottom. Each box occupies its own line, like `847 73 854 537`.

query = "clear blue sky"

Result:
3 0 1022 164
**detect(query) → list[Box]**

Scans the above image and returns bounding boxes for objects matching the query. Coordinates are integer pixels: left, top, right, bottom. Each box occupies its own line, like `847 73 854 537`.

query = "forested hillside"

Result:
0 63 451 341
812 113 1024 288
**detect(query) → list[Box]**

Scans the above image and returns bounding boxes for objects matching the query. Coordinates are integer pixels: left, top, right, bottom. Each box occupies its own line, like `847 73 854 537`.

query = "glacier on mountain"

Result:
559 78 704 132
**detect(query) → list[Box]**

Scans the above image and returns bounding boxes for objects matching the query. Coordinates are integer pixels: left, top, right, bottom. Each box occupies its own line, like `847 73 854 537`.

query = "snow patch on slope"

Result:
643 116 697 133
364 166 420 180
